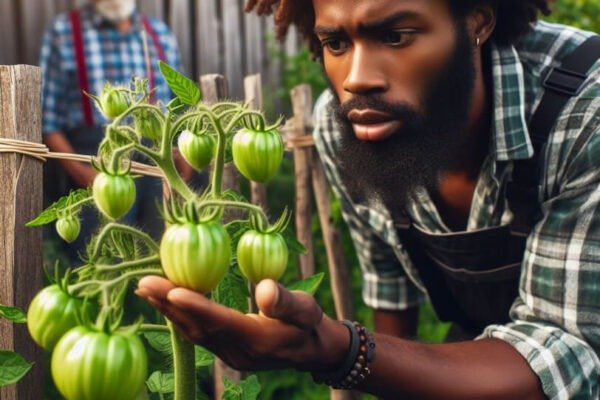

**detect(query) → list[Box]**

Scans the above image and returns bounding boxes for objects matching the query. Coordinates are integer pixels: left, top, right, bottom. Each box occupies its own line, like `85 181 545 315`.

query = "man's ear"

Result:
466 5 496 47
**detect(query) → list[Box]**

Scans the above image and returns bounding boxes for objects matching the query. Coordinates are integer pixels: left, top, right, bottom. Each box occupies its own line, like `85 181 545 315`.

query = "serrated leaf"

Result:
0 351 32 387
0 305 26 323
26 188 91 227
221 375 261 400
287 272 325 295
281 229 307 255
143 332 172 354
194 346 214 368
159 61 201 105
146 371 174 394
212 272 249 313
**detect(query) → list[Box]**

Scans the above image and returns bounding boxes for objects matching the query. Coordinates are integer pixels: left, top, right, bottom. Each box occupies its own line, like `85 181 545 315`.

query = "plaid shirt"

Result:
40 4 181 134
314 22 600 399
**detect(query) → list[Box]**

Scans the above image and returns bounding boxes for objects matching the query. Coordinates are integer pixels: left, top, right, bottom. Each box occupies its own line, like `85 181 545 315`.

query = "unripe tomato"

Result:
93 172 136 220
177 129 215 171
134 109 162 141
51 326 147 400
232 128 284 182
160 221 231 293
100 88 129 119
237 230 288 284
27 285 88 350
55 215 81 243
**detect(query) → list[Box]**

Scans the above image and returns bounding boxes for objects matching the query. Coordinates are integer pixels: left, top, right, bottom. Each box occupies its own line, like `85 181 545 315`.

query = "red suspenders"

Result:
69 11 167 125
69 11 95 126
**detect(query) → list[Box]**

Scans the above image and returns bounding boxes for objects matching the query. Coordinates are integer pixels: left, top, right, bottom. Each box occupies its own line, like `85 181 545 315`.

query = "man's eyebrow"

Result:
358 11 421 33
314 11 422 36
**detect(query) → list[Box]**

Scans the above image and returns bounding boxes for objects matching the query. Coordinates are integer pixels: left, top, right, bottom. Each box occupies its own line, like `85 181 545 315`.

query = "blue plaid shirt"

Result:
40 5 181 134
314 22 600 399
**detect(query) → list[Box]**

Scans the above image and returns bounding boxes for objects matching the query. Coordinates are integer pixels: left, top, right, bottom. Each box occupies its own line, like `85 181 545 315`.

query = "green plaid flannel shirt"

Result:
313 22 600 399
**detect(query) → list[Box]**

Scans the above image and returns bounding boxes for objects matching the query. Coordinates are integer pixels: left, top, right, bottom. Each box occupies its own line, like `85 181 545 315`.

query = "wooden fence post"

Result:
200 73 244 399
290 85 315 279
0 65 44 400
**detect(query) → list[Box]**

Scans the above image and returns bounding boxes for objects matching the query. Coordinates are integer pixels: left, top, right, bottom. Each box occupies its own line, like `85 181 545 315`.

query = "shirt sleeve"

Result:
312 90 425 311
40 17 68 135
479 84 600 399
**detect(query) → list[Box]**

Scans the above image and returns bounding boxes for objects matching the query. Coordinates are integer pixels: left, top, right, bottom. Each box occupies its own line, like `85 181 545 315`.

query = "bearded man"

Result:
40 0 184 258
137 1 600 398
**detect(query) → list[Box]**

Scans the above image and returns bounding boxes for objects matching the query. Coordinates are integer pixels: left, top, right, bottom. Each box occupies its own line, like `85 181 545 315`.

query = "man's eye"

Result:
380 30 416 47
322 38 349 54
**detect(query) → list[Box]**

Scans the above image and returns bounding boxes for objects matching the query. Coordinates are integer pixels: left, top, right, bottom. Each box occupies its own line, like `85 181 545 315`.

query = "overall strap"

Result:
507 35 600 231
141 16 167 99
69 10 95 126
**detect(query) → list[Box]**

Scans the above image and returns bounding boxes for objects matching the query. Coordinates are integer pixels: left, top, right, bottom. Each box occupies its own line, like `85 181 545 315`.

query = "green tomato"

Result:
51 326 147 400
93 172 136 220
27 285 88 351
232 128 284 182
55 215 81 243
177 129 215 171
237 230 288 284
160 221 231 293
134 109 162 141
100 88 129 119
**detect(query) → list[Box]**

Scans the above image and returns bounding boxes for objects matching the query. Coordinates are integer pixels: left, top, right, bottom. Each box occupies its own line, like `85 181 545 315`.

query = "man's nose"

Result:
343 46 388 95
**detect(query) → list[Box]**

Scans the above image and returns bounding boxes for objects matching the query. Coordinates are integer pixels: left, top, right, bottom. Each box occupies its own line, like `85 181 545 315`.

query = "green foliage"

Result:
158 61 202 105
287 272 325 295
222 375 261 400
0 304 26 323
544 0 600 33
0 351 33 388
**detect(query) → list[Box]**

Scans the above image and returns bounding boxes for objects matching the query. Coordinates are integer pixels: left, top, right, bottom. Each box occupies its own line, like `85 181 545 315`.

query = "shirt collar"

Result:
488 41 534 161
82 3 142 31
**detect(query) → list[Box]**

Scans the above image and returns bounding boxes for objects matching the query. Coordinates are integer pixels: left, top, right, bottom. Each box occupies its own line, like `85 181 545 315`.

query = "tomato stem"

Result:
197 199 269 226
90 223 160 261
95 255 161 272
168 320 196 400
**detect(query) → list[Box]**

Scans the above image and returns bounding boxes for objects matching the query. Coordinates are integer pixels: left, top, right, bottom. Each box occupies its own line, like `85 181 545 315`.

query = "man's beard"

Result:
331 24 476 214
94 0 136 22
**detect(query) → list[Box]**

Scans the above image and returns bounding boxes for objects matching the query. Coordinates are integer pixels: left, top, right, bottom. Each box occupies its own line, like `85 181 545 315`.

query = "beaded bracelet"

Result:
312 320 376 390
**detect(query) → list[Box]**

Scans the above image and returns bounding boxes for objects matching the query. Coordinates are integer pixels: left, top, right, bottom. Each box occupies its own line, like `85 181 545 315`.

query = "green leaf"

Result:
0 351 33 388
287 272 325 295
143 332 172 354
145 371 174 394
26 188 91 227
0 305 26 323
281 229 307 255
221 375 261 400
212 272 249 313
158 61 201 105
194 346 214 368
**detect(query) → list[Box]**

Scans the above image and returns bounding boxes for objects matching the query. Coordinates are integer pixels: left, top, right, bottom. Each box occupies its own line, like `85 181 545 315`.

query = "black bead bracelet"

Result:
312 320 376 390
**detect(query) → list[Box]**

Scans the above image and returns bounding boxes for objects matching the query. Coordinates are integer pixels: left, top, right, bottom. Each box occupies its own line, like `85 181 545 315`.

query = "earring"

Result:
476 37 480 47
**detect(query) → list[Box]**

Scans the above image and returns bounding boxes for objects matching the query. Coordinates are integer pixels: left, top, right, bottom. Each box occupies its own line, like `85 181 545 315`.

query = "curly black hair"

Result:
273 0 552 57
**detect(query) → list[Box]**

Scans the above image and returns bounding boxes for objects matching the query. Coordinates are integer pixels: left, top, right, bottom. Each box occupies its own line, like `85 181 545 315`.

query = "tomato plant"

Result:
23 63 312 400
232 128 284 182
51 326 147 400
27 284 90 351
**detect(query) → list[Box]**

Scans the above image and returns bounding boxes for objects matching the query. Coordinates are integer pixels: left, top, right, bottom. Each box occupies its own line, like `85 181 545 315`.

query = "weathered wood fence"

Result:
0 0 301 101
0 65 354 399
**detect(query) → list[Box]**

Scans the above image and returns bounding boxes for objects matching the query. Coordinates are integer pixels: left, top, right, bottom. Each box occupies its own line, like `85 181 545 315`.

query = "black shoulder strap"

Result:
508 35 600 233
528 35 600 146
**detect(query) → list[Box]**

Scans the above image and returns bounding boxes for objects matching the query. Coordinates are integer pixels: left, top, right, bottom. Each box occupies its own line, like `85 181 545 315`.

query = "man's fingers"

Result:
255 279 323 330
167 287 256 335
138 275 177 300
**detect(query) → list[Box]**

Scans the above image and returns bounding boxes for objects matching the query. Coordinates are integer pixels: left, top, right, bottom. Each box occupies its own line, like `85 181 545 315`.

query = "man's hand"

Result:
136 276 349 372
244 0 279 16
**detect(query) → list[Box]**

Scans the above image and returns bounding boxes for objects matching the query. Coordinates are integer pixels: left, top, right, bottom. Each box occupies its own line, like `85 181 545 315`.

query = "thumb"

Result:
255 279 323 330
